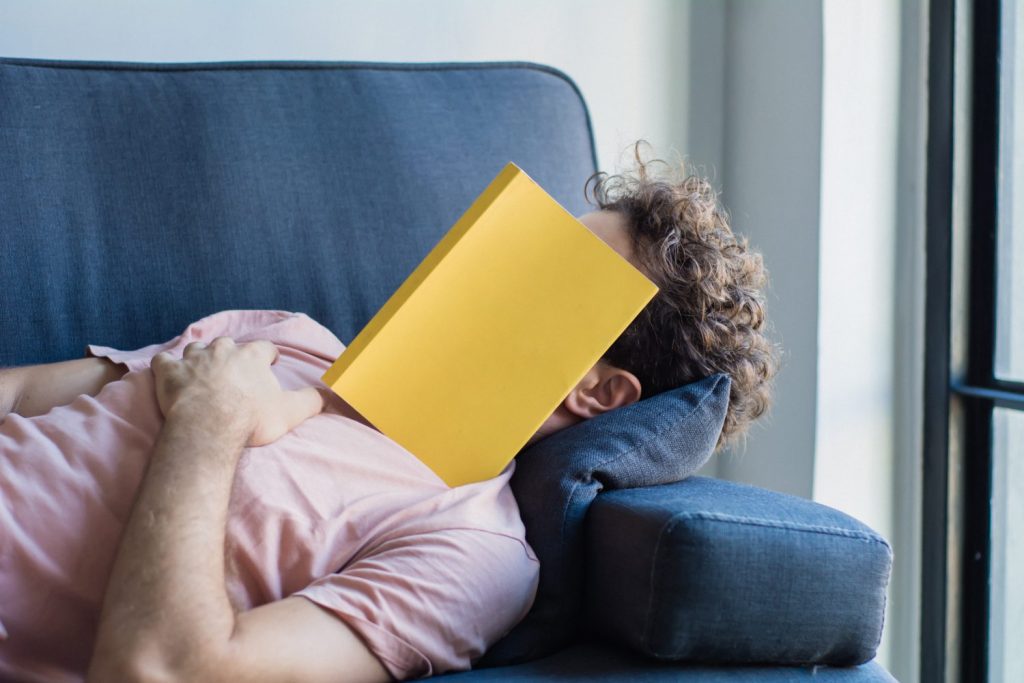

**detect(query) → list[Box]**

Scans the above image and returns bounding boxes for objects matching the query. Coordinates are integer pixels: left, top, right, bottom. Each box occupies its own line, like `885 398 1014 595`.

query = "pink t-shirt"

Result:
0 309 539 682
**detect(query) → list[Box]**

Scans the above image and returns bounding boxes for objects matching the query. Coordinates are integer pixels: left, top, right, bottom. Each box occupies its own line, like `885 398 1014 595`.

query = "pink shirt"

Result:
0 309 539 682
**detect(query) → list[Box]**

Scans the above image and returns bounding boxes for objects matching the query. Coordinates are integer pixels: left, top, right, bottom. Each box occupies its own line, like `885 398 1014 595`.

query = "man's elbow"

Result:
87 652 175 683
0 366 25 420
86 643 229 683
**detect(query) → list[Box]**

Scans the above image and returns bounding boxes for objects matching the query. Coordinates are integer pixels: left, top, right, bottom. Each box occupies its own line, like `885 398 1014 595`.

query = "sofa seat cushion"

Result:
443 640 897 681
584 476 893 666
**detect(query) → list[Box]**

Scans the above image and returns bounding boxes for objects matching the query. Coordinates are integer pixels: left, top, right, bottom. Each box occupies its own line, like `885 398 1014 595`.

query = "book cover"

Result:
322 161 659 487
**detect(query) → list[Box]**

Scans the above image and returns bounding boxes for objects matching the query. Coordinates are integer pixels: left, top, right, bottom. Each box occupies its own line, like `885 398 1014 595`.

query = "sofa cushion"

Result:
0 57 598 366
476 373 731 667
584 476 893 666
445 640 898 681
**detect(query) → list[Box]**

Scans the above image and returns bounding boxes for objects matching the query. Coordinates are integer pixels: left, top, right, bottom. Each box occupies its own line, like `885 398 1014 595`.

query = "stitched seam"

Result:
0 57 600 177
868 545 895 659
292 593 431 677
558 477 584 560
658 511 892 546
637 514 891 659
641 516 681 653
3 57 569 75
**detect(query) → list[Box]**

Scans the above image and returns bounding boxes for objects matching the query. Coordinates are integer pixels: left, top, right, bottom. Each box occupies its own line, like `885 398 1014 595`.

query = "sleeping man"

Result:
0 147 778 683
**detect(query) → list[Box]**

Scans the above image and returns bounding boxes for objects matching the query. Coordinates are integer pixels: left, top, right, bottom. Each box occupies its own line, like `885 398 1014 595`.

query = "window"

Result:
997 0 1024 384
923 0 1024 680
990 409 1023 681
990 2 1024 679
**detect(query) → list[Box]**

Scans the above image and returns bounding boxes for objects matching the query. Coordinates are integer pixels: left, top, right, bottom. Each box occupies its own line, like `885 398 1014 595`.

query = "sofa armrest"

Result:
584 476 892 666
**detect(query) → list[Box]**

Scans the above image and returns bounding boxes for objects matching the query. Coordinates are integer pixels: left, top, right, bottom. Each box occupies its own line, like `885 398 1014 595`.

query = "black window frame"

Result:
923 0 1024 680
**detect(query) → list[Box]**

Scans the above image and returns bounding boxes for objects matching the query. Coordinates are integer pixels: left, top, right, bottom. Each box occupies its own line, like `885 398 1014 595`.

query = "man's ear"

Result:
563 365 642 419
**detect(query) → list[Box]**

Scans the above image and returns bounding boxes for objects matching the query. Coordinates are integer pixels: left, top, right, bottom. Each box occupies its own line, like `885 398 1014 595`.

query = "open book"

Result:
322 162 659 486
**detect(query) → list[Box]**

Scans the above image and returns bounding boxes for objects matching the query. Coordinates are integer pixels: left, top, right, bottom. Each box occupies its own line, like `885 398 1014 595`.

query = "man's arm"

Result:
86 337 392 683
0 357 127 419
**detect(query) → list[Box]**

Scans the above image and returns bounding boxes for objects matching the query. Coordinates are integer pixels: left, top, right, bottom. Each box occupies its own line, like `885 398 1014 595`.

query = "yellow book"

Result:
322 162 659 487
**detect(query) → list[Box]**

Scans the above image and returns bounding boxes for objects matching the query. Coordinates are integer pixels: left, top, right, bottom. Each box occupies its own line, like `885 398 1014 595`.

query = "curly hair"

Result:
587 141 780 451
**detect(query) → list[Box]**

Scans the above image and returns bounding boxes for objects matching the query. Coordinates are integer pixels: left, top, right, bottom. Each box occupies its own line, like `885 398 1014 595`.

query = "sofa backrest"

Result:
0 58 597 365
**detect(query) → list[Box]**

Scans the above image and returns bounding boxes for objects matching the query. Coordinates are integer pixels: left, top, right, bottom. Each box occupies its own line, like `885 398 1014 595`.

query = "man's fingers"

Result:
243 339 280 366
209 336 236 352
282 386 326 430
182 341 207 359
151 351 175 373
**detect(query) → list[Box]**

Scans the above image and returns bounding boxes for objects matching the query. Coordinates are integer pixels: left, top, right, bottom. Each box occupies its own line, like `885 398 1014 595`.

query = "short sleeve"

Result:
293 527 540 681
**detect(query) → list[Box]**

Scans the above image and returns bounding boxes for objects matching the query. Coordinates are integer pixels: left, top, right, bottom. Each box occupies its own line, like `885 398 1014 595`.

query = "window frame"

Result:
923 0 1024 680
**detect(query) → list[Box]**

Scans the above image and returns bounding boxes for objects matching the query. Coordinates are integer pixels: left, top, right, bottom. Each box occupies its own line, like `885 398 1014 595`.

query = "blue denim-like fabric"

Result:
440 640 897 682
585 476 893 666
477 374 731 667
0 58 597 366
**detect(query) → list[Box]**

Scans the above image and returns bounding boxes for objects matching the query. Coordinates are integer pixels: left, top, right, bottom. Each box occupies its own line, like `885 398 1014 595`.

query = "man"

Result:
1 152 778 681
0 209 651 683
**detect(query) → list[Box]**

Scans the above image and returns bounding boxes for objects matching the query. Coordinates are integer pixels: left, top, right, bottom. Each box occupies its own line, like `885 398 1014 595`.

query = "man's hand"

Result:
151 337 324 447
86 336 392 683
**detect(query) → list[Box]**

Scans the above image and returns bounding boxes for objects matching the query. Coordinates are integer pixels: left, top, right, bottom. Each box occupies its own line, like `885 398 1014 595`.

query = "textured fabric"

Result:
585 476 893 666
0 58 598 367
0 309 539 682
477 374 731 667
436 640 898 682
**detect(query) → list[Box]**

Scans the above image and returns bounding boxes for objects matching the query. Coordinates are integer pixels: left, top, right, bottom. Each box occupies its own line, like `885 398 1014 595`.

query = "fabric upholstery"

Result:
442 640 897 682
0 57 597 366
584 476 893 666
477 374 731 667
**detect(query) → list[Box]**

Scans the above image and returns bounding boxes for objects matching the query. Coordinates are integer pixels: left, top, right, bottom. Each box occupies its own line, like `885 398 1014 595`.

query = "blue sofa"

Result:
0 57 897 682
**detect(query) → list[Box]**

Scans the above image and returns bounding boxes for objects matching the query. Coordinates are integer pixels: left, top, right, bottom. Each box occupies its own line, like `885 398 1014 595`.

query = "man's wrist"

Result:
162 399 254 450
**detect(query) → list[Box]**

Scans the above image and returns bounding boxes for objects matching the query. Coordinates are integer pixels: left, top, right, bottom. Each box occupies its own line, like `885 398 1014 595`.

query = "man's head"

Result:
526 141 780 451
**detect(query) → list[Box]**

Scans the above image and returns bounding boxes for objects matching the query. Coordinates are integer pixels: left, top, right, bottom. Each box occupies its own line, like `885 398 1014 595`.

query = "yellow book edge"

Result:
321 162 520 389
506 288 655 465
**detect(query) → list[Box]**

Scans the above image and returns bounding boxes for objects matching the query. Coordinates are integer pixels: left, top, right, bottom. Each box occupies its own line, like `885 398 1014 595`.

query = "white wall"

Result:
816 0 902 673
992 3 1024 677
699 1 825 502
682 1 919 678
816 0 899 544
889 3 928 682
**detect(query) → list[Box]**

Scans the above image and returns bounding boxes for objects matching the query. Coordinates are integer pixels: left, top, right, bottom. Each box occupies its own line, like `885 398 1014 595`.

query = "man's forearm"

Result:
87 404 249 682
86 337 323 682
0 358 127 420
0 366 21 418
